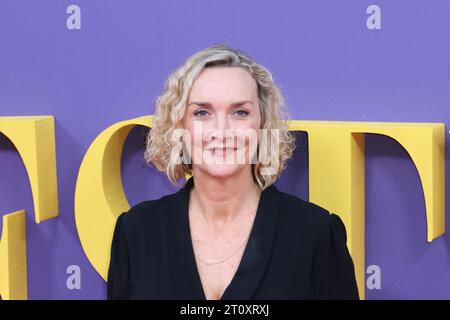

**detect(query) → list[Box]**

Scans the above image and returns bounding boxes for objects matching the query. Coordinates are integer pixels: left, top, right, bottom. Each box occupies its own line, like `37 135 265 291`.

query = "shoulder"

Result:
274 187 346 242
116 190 181 234
276 188 331 225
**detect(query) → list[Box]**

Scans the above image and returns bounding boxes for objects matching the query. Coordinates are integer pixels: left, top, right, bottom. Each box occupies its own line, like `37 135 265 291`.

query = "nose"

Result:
208 112 234 144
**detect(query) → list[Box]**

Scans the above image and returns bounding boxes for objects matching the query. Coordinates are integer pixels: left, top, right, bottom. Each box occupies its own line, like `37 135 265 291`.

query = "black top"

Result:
107 177 359 300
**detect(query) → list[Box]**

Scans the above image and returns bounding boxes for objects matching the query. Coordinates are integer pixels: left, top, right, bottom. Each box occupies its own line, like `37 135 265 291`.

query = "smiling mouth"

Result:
209 147 238 156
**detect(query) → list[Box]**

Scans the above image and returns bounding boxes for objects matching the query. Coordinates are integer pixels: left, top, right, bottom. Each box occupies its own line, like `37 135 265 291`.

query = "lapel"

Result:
168 176 280 300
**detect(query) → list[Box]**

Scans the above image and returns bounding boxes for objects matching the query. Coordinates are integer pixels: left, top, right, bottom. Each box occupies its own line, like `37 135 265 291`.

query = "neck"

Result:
189 167 261 226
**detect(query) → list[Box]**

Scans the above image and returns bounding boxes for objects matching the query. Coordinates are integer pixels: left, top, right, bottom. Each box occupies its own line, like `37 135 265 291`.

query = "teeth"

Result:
212 147 236 153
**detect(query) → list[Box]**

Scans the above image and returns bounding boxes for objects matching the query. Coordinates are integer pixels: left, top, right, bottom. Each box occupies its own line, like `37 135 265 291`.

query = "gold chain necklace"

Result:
194 234 250 266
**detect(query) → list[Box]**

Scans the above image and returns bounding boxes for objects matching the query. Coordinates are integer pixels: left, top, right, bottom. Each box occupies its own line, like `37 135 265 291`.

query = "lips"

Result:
209 147 237 156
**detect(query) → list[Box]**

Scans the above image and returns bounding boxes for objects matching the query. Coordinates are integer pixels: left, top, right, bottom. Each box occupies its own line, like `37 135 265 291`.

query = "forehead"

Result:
188 67 258 103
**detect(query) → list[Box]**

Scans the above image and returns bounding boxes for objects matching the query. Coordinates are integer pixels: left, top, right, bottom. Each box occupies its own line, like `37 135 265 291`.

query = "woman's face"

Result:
182 67 262 179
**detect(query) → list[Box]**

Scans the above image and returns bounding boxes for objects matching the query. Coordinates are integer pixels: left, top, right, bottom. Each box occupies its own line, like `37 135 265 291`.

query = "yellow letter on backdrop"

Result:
288 120 446 299
0 115 59 299
74 116 153 280
0 211 27 300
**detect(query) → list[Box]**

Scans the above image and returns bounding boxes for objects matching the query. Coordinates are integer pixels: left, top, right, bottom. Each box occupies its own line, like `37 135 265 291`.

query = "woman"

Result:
107 44 359 300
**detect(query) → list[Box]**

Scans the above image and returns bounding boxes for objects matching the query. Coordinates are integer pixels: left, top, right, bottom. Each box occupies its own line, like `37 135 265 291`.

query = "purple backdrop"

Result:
0 0 449 299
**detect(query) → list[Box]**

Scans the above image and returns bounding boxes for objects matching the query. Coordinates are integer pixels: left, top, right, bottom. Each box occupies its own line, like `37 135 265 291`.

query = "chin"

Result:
197 163 246 179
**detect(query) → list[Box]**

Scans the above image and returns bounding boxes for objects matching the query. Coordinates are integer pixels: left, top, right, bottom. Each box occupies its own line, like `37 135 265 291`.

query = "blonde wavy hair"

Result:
144 44 296 190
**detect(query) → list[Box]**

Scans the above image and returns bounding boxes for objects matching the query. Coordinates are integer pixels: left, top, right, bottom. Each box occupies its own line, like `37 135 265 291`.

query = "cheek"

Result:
233 122 261 150
181 119 195 147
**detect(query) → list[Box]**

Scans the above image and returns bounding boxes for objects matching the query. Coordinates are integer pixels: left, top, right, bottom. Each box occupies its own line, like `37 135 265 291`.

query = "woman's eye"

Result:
193 109 210 117
234 109 249 117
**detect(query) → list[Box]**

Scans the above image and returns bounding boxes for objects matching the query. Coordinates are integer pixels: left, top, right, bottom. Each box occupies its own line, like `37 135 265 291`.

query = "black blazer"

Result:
107 177 359 300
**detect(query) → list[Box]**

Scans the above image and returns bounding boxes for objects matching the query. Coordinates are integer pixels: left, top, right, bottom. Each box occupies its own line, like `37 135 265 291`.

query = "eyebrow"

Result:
188 100 254 108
